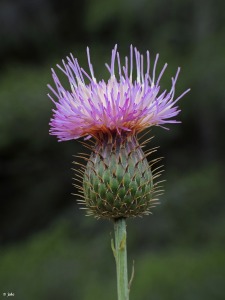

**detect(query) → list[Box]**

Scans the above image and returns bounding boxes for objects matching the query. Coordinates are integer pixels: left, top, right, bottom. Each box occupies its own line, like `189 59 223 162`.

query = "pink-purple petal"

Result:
48 45 190 141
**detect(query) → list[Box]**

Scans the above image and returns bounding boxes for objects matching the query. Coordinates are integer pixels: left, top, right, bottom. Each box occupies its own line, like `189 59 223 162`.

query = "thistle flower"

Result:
48 45 190 219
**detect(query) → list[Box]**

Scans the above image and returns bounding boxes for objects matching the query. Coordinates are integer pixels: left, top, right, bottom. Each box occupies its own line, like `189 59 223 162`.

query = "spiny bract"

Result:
75 133 163 219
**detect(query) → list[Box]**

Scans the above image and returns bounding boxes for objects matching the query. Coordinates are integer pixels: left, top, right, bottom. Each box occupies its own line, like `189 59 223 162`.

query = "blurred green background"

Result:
0 0 224 299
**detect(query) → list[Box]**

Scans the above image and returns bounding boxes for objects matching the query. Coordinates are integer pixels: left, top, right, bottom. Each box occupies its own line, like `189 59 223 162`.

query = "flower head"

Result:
48 45 190 219
48 45 190 141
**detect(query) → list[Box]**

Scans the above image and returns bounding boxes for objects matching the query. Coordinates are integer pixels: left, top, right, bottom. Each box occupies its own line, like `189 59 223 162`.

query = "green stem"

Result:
113 218 129 300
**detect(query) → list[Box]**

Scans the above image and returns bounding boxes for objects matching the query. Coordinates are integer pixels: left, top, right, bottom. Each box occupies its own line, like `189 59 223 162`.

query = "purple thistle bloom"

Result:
48 45 190 141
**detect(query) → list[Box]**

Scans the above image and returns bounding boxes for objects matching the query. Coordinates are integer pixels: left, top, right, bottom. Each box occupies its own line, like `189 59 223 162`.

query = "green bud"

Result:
77 132 161 219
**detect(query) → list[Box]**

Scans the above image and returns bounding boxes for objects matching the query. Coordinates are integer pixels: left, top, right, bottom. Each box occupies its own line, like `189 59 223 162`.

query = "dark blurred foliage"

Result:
0 0 225 299
0 0 87 66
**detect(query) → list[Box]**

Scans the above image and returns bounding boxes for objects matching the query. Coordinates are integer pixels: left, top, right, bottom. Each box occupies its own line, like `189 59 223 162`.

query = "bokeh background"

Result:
0 0 225 299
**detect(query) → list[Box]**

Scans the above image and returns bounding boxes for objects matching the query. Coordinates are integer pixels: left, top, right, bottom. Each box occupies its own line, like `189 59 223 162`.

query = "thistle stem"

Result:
113 218 129 300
